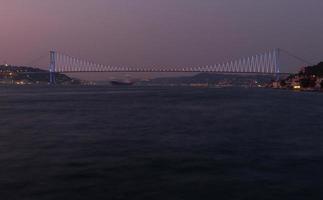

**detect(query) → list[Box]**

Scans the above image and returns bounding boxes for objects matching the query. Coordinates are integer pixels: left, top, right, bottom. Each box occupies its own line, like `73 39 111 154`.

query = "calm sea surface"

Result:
1 86 323 200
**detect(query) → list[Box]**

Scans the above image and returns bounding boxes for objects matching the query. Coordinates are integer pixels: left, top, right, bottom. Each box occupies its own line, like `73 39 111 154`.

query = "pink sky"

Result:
1 0 323 79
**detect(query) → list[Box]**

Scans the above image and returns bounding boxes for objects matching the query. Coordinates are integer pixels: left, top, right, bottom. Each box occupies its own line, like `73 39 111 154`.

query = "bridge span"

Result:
48 48 285 84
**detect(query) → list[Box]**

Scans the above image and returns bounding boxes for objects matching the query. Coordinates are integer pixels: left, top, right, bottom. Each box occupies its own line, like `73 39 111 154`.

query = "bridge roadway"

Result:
19 70 292 75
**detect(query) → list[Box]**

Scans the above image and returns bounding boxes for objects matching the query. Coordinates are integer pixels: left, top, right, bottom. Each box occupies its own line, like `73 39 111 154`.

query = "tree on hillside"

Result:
304 62 323 76
300 78 316 88
280 80 287 87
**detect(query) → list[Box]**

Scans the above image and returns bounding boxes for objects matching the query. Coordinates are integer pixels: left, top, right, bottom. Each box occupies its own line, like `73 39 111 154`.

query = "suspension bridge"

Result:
22 48 310 84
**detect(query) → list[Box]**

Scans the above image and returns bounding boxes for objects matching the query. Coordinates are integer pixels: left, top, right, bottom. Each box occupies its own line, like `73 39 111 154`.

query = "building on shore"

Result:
269 62 323 91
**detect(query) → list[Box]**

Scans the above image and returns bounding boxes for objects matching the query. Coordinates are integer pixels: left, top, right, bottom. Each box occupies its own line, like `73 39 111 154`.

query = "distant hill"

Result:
0 65 80 85
139 73 278 87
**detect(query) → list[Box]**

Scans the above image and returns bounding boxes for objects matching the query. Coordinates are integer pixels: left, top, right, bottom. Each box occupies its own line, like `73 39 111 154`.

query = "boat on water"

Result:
110 80 135 86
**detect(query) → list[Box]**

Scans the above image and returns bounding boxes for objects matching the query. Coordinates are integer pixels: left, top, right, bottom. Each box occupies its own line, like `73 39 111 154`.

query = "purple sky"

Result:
1 0 323 79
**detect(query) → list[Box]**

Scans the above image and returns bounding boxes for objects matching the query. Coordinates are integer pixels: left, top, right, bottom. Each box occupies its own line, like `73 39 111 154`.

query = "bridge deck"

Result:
18 71 293 75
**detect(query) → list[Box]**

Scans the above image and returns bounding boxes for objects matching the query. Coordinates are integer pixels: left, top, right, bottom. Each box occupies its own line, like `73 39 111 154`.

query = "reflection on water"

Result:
1 86 323 200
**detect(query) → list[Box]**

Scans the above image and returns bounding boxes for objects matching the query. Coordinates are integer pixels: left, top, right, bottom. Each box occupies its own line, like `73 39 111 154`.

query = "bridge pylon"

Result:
49 51 56 85
274 48 281 80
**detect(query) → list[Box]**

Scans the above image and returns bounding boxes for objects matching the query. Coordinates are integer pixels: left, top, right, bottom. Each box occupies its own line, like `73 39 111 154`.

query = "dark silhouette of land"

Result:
271 62 323 90
0 65 80 85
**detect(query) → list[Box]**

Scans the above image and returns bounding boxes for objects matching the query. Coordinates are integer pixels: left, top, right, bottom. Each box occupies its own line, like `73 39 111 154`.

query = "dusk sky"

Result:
1 0 323 78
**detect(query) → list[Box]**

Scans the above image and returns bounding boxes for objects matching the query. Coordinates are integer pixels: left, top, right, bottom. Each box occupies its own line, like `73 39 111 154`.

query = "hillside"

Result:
0 65 80 85
270 62 323 90
139 73 277 87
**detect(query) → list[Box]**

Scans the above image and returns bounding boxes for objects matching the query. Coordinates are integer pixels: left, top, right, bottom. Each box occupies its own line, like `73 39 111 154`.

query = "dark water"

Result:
1 86 323 200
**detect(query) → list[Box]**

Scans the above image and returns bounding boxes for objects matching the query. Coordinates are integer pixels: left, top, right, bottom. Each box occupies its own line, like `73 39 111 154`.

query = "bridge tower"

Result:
49 51 56 84
274 48 281 80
